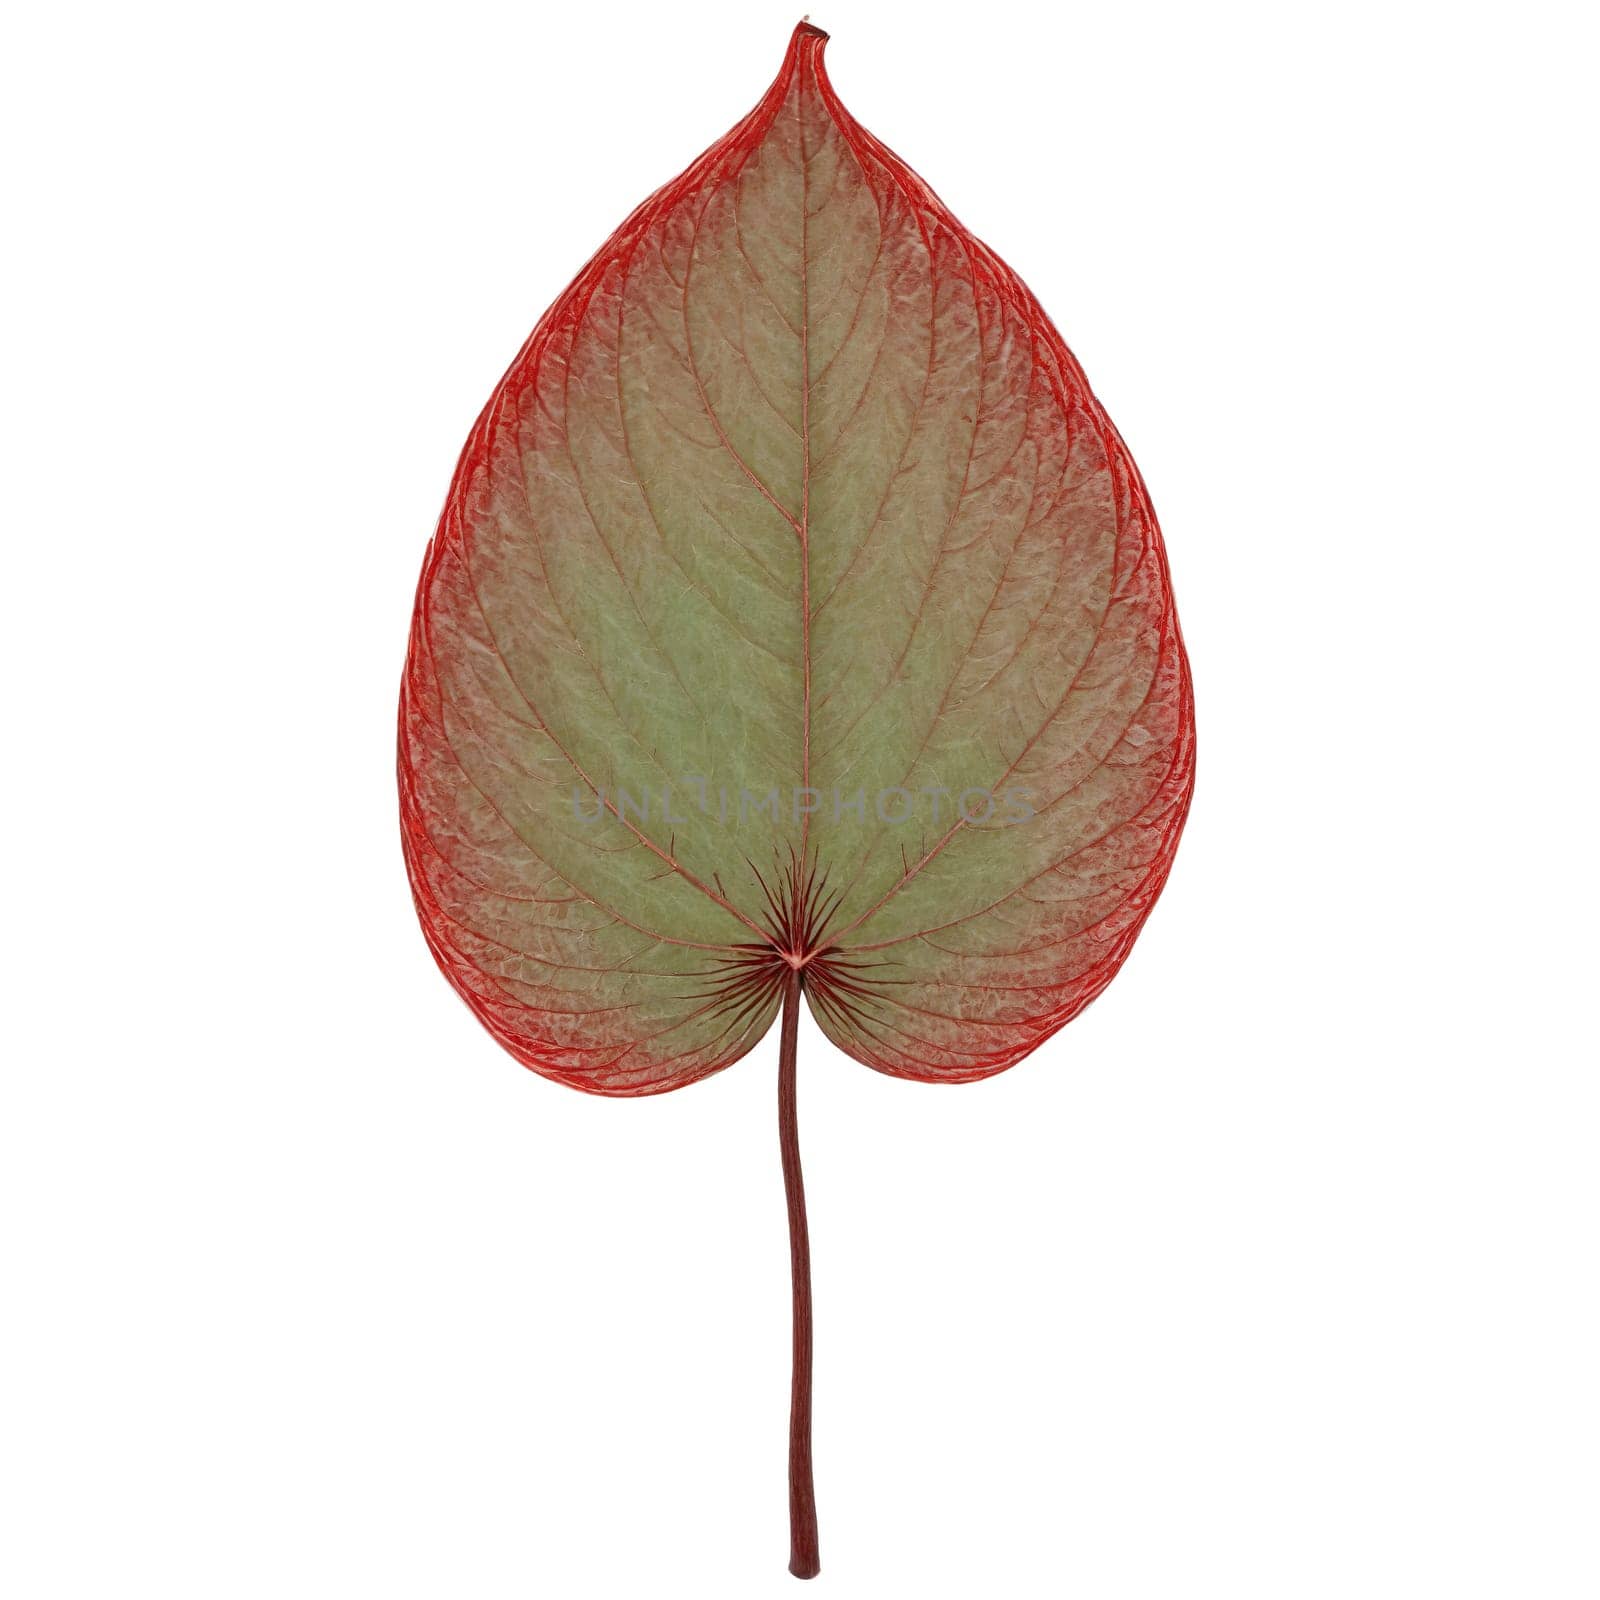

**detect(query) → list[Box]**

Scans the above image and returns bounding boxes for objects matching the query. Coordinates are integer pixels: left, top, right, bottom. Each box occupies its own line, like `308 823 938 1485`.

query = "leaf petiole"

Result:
778 967 820 1579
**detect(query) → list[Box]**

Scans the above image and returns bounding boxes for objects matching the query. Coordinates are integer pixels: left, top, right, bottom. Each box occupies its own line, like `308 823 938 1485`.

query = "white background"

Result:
3 1 1596 1595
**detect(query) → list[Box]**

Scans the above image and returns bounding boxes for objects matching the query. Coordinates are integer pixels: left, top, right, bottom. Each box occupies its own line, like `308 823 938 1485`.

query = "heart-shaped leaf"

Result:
401 23 1192 1094
398 21 1193 1577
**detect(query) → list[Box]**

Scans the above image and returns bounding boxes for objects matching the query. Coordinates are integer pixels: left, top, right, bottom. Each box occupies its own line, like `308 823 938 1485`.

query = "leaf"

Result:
400 22 1195 1578
399 22 1193 1098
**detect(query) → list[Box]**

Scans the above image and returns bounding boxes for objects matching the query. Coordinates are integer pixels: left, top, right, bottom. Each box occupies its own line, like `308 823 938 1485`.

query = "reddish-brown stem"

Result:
778 967 820 1579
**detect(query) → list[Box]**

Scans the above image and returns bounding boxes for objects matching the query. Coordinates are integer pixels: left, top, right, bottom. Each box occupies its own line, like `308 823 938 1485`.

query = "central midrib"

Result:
797 67 815 866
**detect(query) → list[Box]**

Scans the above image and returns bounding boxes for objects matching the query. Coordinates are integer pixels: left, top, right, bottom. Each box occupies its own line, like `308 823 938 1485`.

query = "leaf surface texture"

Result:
399 24 1194 1093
